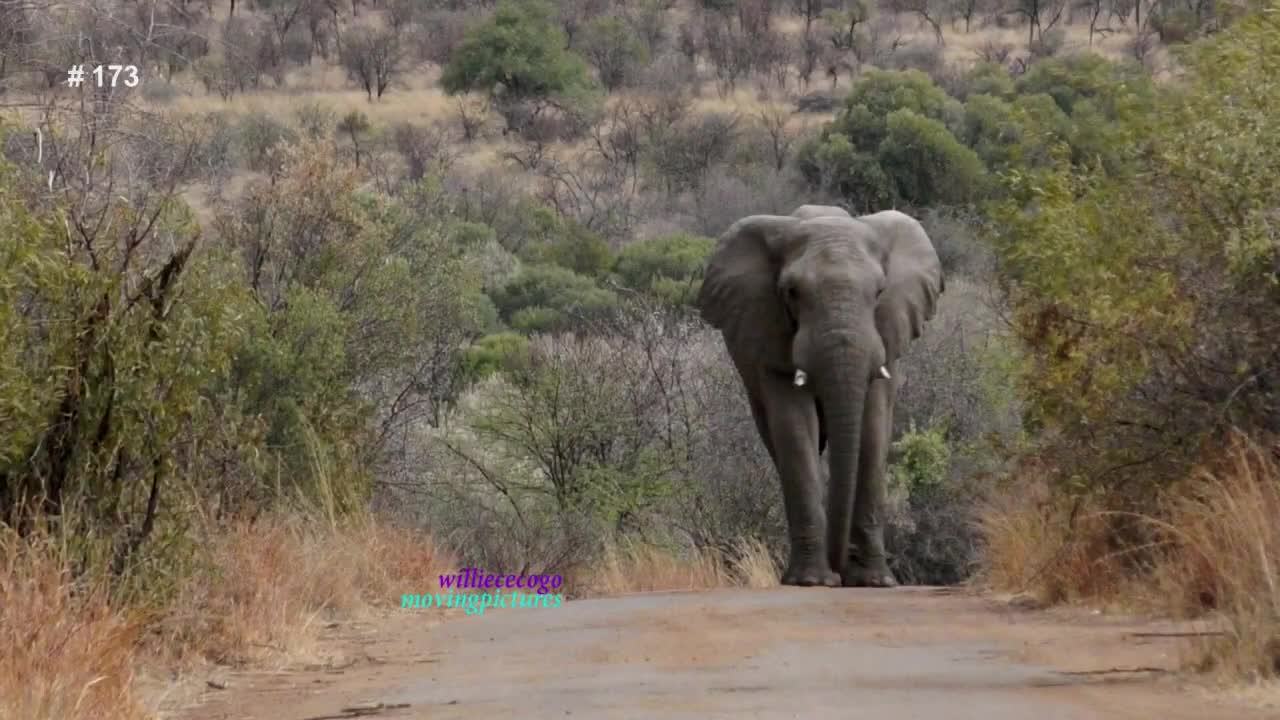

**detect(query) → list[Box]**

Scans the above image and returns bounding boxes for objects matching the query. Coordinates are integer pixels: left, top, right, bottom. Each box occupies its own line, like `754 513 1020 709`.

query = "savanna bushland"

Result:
1 0 1277 715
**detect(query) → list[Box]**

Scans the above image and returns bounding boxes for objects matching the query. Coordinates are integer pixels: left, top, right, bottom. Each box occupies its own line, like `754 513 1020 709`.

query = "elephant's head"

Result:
696 205 943 575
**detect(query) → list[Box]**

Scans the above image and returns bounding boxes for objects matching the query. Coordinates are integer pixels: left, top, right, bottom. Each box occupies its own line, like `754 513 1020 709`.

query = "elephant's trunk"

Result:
816 335 876 577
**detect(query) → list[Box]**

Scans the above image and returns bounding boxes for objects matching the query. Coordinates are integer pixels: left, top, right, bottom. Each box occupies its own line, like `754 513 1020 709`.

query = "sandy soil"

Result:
168 586 1278 720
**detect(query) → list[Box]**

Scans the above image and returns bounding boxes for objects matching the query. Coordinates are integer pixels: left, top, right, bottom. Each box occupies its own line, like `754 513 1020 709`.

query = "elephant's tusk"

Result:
878 366 891 380
793 369 808 387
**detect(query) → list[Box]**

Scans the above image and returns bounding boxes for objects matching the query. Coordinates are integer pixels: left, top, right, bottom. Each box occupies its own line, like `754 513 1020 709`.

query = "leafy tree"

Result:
885 0 947 45
340 25 404 101
832 69 965 152
988 5 1280 505
799 132 893 212
797 70 978 209
337 110 371 168
580 15 650 91
0 146 249 557
217 141 493 489
822 0 871 51
878 109 989 206
237 111 297 173
441 0 596 103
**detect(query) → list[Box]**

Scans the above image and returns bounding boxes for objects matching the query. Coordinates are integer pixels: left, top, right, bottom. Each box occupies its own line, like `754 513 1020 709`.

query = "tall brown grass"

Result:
1148 432 1280 680
155 515 453 667
978 431 1280 681
0 513 454 720
0 529 148 720
974 475 1129 605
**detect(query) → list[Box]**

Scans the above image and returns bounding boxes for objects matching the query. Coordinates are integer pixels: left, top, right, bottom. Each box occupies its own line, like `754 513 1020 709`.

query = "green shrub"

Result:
889 423 952 497
885 422 975 585
490 264 618 333
461 332 532 381
521 214 614 278
1014 53 1152 120
448 220 499 250
612 233 714 298
510 306 562 334
237 111 297 172
964 61 1015 100
961 94 1021 169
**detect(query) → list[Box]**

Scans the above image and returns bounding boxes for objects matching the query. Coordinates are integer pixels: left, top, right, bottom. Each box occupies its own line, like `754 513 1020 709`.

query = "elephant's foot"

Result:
841 559 898 588
781 561 840 587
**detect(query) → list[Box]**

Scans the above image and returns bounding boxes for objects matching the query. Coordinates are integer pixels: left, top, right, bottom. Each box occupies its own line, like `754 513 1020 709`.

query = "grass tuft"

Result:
1148 432 1280 680
0 529 147 720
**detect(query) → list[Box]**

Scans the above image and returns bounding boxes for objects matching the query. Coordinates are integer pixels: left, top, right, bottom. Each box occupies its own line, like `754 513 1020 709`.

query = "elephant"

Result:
695 205 944 588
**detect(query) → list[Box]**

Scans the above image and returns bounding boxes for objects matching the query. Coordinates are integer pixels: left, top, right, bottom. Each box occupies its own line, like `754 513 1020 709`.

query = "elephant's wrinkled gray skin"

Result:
696 205 944 588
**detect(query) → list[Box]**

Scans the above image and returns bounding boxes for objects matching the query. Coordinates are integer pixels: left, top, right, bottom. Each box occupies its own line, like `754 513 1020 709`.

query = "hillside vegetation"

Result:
0 0 1277 716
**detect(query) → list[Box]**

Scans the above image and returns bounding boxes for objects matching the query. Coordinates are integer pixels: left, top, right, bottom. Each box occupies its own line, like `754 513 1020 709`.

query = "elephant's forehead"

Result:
796 232 880 268
802 219 889 264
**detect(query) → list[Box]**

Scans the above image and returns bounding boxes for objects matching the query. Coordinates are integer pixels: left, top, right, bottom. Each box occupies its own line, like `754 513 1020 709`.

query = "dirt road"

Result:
175 587 1276 720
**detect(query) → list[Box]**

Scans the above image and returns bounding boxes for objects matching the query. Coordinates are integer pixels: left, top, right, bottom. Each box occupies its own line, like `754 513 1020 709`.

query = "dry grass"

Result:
155 62 459 125
0 528 148 720
975 477 1128 605
1147 432 1280 680
933 22 1140 63
576 537 780 597
978 432 1280 683
583 541 731 596
0 513 453 720
732 537 783 589
155 515 453 668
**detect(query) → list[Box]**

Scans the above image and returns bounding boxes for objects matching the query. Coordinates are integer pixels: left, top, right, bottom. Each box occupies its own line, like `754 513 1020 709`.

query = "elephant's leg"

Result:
746 389 778 465
759 371 839 588
730 354 778 464
842 365 900 588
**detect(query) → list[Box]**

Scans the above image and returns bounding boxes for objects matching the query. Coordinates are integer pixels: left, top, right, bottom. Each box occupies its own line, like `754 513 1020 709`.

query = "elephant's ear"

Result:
861 210 945 365
697 215 801 359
